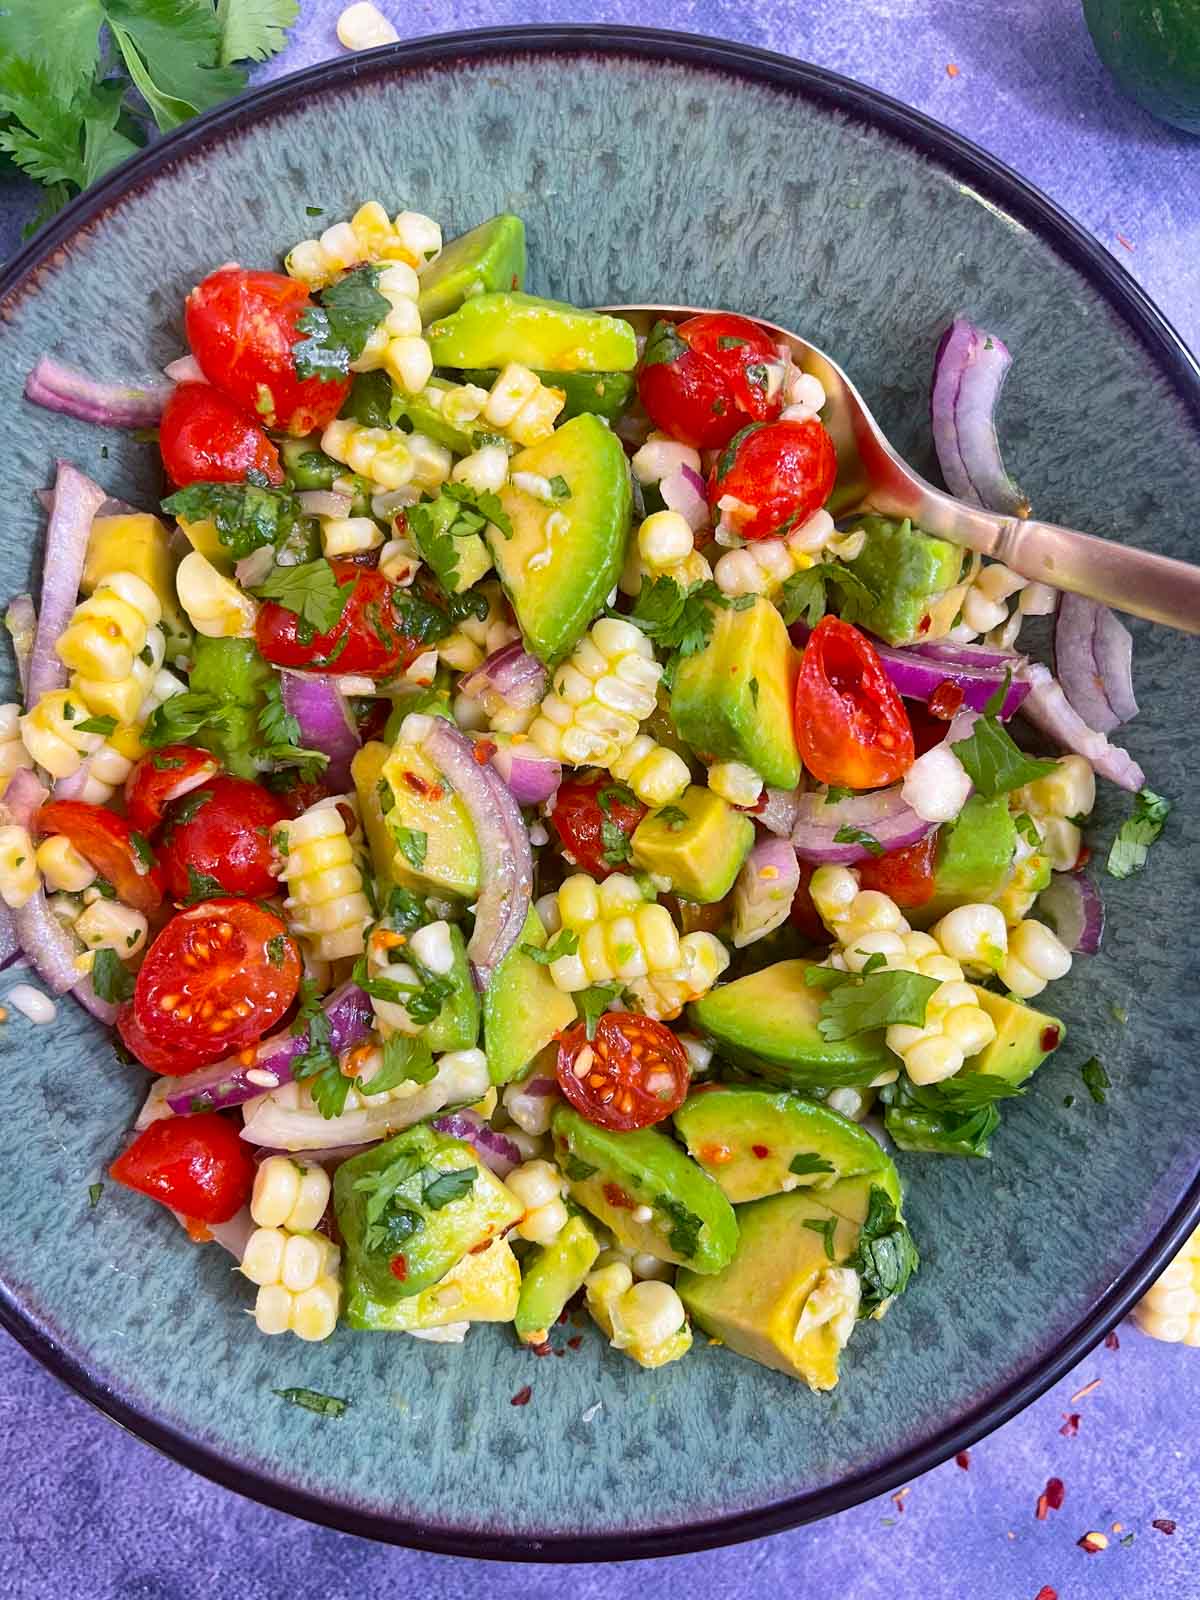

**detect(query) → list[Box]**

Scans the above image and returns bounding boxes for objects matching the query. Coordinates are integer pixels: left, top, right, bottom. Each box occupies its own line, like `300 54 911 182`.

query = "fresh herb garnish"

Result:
657 1195 703 1258
256 678 327 782
949 673 1057 798
91 947 134 1004
163 481 306 560
1014 811 1042 848
575 983 621 1039
422 1167 477 1210
291 1004 347 1120
87 1181 102 1209
294 264 390 382
849 1185 919 1313
655 804 689 832
824 786 852 805
803 1216 838 1258
150 754 185 771
641 319 688 369
833 824 885 857
561 1152 598 1183
143 691 239 749
265 934 288 969
600 818 633 867
546 474 571 501
1080 1056 1110 1105
623 575 729 664
788 1151 836 1177
273 1387 349 1419
748 675 759 708
75 713 117 737
128 831 155 870
777 561 880 629
521 928 579 965
183 864 226 905
359 1033 437 1094
254 559 355 636
1106 788 1169 880
386 886 427 931
395 827 428 870
816 968 940 1041
167 787 213 828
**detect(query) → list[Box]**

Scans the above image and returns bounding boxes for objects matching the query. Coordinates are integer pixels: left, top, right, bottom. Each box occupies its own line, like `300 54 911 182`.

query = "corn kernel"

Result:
35 833 96 894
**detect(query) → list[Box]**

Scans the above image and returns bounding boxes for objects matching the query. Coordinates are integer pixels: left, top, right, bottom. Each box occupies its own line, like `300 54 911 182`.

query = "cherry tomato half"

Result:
637 312 784 449
556 1012 689 1131
36 800 163 915
116 1000 179 1074
124 745 221 835
548 773 647 880
794 618 915 789
159 382 283 489
157 776 288 901
110 1113 256 1224
256 559 429 678
132 898 301 1069
185 268 350 436
707 418 837 541
855 831 938 909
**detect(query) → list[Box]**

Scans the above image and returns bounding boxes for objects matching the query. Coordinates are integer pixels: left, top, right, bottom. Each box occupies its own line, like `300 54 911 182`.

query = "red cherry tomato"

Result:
124 745 221 835
905 699 956 760
555 1012 689 1130
159 382 283 488
157 776 288 900
794 617 915 789
110 1113 255 1224
185 268 350 436
637 312 784 448
855 831 938 909
36 800 163 915
707 418 837 541
270 773 333 818
788 858 830 945
116 1000 179 1074
132 899 300 1069
256 559 430 678
548 773 647 880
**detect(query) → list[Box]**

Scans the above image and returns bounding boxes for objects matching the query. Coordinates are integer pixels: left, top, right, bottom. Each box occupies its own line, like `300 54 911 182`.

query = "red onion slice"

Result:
909 638 1025 671
1093 606 1138 724
207 1208 255 1262
25 356 173 429
432 1109 523 1176
732 836 800 947
874 640 1030 719
163 355 206 385
791 784 935 864
13 889 83 995
459 642 548 714
660 462 710 531
488 737 561 806
930 318 1026 514
1019 663 1144 792
1055 593 1138 735
26 463 107 708
758 785 802 838
2 767 48 826
1036 871 1104 956
5 595 36 700
279 671 360 791
234 546 277 589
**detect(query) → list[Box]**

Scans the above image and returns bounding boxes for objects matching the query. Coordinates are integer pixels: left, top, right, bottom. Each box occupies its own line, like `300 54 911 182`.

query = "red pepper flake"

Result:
946 62 960 77
1034 1589 1057 1600
474 739 498 765
751 1143 770 1159
510 1385 533 1407
558 1308 570 1324
603 1181 635 1209
1036 1477 1066 1519
553 1347 565 1357
918 612 933 633
955 1450 970 1470
929 680 965 720
530 1340 552 1358
567 1335 583 1350
1105 1330 1120 1351
1078 1531 1108 1553
1074 843 1091 870
892 1486 911 1513
388 1254 407 1281
1116 233 1135 252
1152 1519 1176 1536
402 770 444 801
1059 1412 1081 1437
1040 1025 1061 1051
1070 1377 1102 1402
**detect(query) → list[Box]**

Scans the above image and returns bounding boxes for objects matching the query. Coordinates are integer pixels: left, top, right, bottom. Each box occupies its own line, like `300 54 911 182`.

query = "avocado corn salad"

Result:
1 202 1161 1390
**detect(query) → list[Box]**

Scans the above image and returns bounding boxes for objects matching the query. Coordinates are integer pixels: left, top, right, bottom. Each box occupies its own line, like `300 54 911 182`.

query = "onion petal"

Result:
5 595 36 701
758 786 802 838
1055 592 1138 734
432 1109 523 1176
25 356 173 429
731 836 800 947
930 318 1026 514
1019 663 1144 791
1037 870 1105 956
163 355 206 385
489 737 561 806
459 642 548 714
26 463 108 708
791 784 935 864
279 671 360 792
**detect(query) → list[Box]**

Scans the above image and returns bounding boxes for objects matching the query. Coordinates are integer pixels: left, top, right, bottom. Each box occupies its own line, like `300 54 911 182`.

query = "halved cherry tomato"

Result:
556 1012 689 1130
159 382 283 488
133 898 300 1069
124 745 221 835
269 772 332 818
185 268 350 436
548 773 647 880
116 1000 179 1074
707 418 837 541
788 858 830 945
794 617 914 789
157 776 288 900
855 831 938 909
36 800 163 915
256 559 428 678
637 312 784 448
110 1113 255 1223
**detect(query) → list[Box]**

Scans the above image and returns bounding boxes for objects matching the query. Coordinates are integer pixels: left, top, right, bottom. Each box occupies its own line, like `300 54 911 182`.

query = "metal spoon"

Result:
602 305 1200 635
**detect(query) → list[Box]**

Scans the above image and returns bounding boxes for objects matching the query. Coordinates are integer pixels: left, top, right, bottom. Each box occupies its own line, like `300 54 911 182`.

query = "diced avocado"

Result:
187 637 272 779
455 368 635 424
514 1213 600 1344
393 378 512 458
482 907 578 1084
83 512 190 661
630 784 753 903
492 413 632 664
687 959 892 1088
378 739 482 898
844 515 967 646
381 684 454 746
417 214 527 325
335 1126 522 1304
585 1260 693 1369
353 741 399 897
426 292 637 373
552 1105 738 1274
344 1236 520 1330
967 987 1065 1084
673 1084 898 1205
911 795 1018 926
423 922 481 1053
677 1187 863 1389
670 597 801 789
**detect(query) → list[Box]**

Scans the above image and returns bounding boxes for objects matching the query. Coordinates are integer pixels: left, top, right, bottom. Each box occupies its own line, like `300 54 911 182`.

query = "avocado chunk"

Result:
482 907 578 1084
353 742 399 897
687 959 892 1088
631 785 754 903
552 1105 738 1273
673 1084 898 1205
670 597 801 788
345 1235 520 1331
910 795 1018 926
967 987 1065 1084
514 1213 600 1344
376 738 482 898
84 512 190 662
335 1126 523 1305
455 367 635 424
417 214 527 325
422 922 481 1053
393 378 513 458
491 413 632 664
426 292 638 373
843 515 967 645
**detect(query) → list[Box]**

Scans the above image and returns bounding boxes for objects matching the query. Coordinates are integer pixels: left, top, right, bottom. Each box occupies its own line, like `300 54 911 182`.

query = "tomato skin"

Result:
708 418 837 540
133 898 300 1069
855 831 938 908
794 617 915 789
159 382 283 488
185 268 349 436
124 745 221 835
158 776 288 900
637 313 783 448
110 1113 255 1224
555 1013 689 1130
548 773 647 880
36 800 163 915
116 1000 179 1074
256 559 423 678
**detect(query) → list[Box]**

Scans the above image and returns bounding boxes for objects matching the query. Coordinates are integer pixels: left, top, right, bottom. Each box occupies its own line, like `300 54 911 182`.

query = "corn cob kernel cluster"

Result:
585 1262 692 1369
0 824 40 909
364 918 457 1037
626 930 729 1021
54 571 162 724
608 734 691 808
947 560 1056 650
619 511 712 597
1012 754 1095 874
0 703 32 797
478 363 565 447
176 552 258 640
73 897 148 960
285 201 441 289
345 260 432 391
240 1156 339 1340
527 619 662 767
451 441 510 498
713 509 836 598
321 418 452 494
275 801 372 961
505 1159 569 1246
19 690 104 779
1134 1223 1200 1346
548 872 682 992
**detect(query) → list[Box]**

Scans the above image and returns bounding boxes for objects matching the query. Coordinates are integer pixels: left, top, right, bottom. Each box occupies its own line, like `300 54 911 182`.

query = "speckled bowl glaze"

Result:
0 25 1197 1562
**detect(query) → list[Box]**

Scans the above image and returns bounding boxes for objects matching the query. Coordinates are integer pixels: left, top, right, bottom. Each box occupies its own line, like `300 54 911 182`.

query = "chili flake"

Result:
946 62 960 78
1105 1330 1120 1351
1152 1519 1177 1535
1059 1412 1081 1437
511 1385 533 1407
1078 1531 1108 1553
1034 1589 1058 1600
567 1335 583 1350
955 1450 970 1470
1036 1477 1065 1519
751 1143 770 1159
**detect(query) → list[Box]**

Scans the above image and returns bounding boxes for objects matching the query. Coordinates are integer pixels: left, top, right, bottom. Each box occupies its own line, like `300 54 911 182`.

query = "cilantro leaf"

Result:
313 266 390 368
143 691 238 748
163 481 304 559
546 474 571 501
949 686 1057 799
849 1185 919 1313
265 934 289 968
1107 788 1169 880
624 575 729 665
561 1152 597 1183
257 678 327 781
817 968 940 1041
273 1386 349 1419
0 56 138 191
641 319 688 369
105 0 245 132
386 887 427 931
575 983 621 1039
88 1181 103 1209
600 817 633 867
1080 1056 1110 1105
931 1073 1025 1111
657 1194 703 1259
91 947 134 1004
422 1167 477 1210
803 1216 838 1259
521 928 579 965
654 804 688 832
395 827 427 870
215 0 299 65
833 824 884 857
291 1006 348 1119
788 1151 836 1177
75 713 117 737
184 864 226 905
803 964 856 992
254 559 354 635
360 1034 437 1094
777 562 880 629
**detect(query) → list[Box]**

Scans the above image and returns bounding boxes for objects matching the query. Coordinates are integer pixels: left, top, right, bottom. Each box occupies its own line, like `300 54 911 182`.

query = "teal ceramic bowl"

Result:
1 26 1198 1561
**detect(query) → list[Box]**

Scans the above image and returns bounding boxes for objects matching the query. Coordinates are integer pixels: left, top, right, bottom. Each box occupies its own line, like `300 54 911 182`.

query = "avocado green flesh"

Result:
844 515 965 645
688 959 892 1088
514 1214 600 1343
426 292 638 372
394 378 509 458
482 908 578 1085
630 784 754 903
967 987 1064 1084
378 739 482 898
552 1105 738 1273
452 367 636 423
417 214 527 325
911 795 1017 926
422 923 481 1053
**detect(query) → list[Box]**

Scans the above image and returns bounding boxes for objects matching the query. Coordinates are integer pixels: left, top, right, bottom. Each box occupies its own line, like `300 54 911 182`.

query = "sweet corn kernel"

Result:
1134 1224 1200 1345
0 825 40 909
251 1156 331 1232
1000 918 1072 998
75 898 147 957
321 516 383 557
276 801 371 960
528 619 661 769
35 833 95 893
608 735 691 808
933 903 1009 973
176 552 257 639
707 760 763 807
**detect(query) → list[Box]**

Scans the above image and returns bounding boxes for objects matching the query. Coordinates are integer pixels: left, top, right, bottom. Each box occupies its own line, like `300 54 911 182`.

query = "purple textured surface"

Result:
1 3 1197 1595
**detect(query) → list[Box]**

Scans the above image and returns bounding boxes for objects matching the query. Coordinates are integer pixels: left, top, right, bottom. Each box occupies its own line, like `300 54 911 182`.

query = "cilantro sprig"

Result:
805 964 940 1041
162 481 306 560
1106 788 1169 880
949 673 1057 799
777 561 880 629
294 266 390 382
253 559 355 637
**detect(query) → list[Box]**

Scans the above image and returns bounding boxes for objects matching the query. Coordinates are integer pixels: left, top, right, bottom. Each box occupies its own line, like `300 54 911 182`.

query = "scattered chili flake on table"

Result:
1059 1412 1081 1437
1070 1377 1102 1402
567 1335 583 1350
1034 1588 1058 1600
946 62 960 77
1036 1477 1066 1519
511 1385 533 1407
1078 1530 1109 1553
955 1450 971 1470
1105 1330 1120 1351
892 1486 911 1513
1152 1519 1177 1536
1116 233 1135 252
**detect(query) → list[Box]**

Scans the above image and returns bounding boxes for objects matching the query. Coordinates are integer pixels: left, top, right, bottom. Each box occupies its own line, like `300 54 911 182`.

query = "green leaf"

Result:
87 1181 103 1209
143 690 239 748
833 824 884 857
215 0 298 66
641 319 688 370
575 983 621 1040
395 827 427 870
657 1194 703 1258
256 678 326 781
273 1386 349 1419
521 928 579 965
949 712 1057 800
931 1073 1025 1111
623 574 732 666
291 1005 348 1119
600 817 633 867
788 1151 836 1177
0 56 136 189
422 1166 478 1210
561 1152 597 1183
777 562 880 630
163 481 304 560
546 474 571 501
74 714 117 737
1080 1056 1110 1105
254 558 354 635
91 947 134 1004
1106 788 1169 880
803 964 856 992
184 864 226 905
129 830 154 869
715 422 767 483
386 887 427 931
817 968 939 1041
360 1033 437 1094
654 804 688 832
849 1185 919 1314
1014 811 1041 848
265 934 289 968
319 265 389 361
803 1216 838 1258
0 0 102 103
104 0 246 132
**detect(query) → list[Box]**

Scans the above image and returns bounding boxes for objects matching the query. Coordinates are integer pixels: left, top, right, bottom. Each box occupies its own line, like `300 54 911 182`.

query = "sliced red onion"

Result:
252 1143 370 1169
419 716 533 988
432 1109 523 1176
1093 606 1138 724
26 463 107 708
909 638 1025 671
524 1076 558 1097
12 889 81 995
874 640 1030 718
0 905 17 970
5 595 36 700
279 671 359 791
234 546 277 589
758 785 802 838
731 836 800 948
930 318 1026 514
1055 593 1137 735
2 766 47 827
163 355 206 385
459 642 548 714
25 356 173 429
1018 662 1144 792
297 490 353 518
660 462 710 531
208 1208 255 1262
488 736 561 806
1036 871 1105 956
791 784 935 864
164 982 373 1115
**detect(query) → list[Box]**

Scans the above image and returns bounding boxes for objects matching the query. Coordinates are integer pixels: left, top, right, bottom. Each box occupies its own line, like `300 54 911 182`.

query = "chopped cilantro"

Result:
91 947 133 1004
87 1182 102 1209
716 335 747 350
163 481 307 560
641 319 688 368
561 1152 598 1183
600 817 633 867
546 474 571 501
395 827 427 870
376 777 395 815
150 754 185 771
265 934 289 969
294 266 389 381
291 1005 347 1119
128 830 155 870
254 559 355 636
522 928 579 965
803 1216 838 1258
386 886 426 930
1080 1056 1110 1105
575 983 621 1039
1107 788 1169 880
949 673 1057 798
167 788 213 828
748 675 759 708
657 1195 703 1258
273 1387 349 1419
422 1167 477 1210
850 1186 919 1313
257 679 327 782
816 968 940 1041
824 786 852 805
777 561 880 629
74 713 117 737
833 824 885 857
360 1033 437 1093
143 691 239 750
184 865 226 905
655 804 689 832
788 1151 836 1177
1014 811 1042 848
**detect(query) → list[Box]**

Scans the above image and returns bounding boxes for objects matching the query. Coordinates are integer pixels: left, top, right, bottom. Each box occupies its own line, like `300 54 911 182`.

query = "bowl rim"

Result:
1 21 1198 1564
